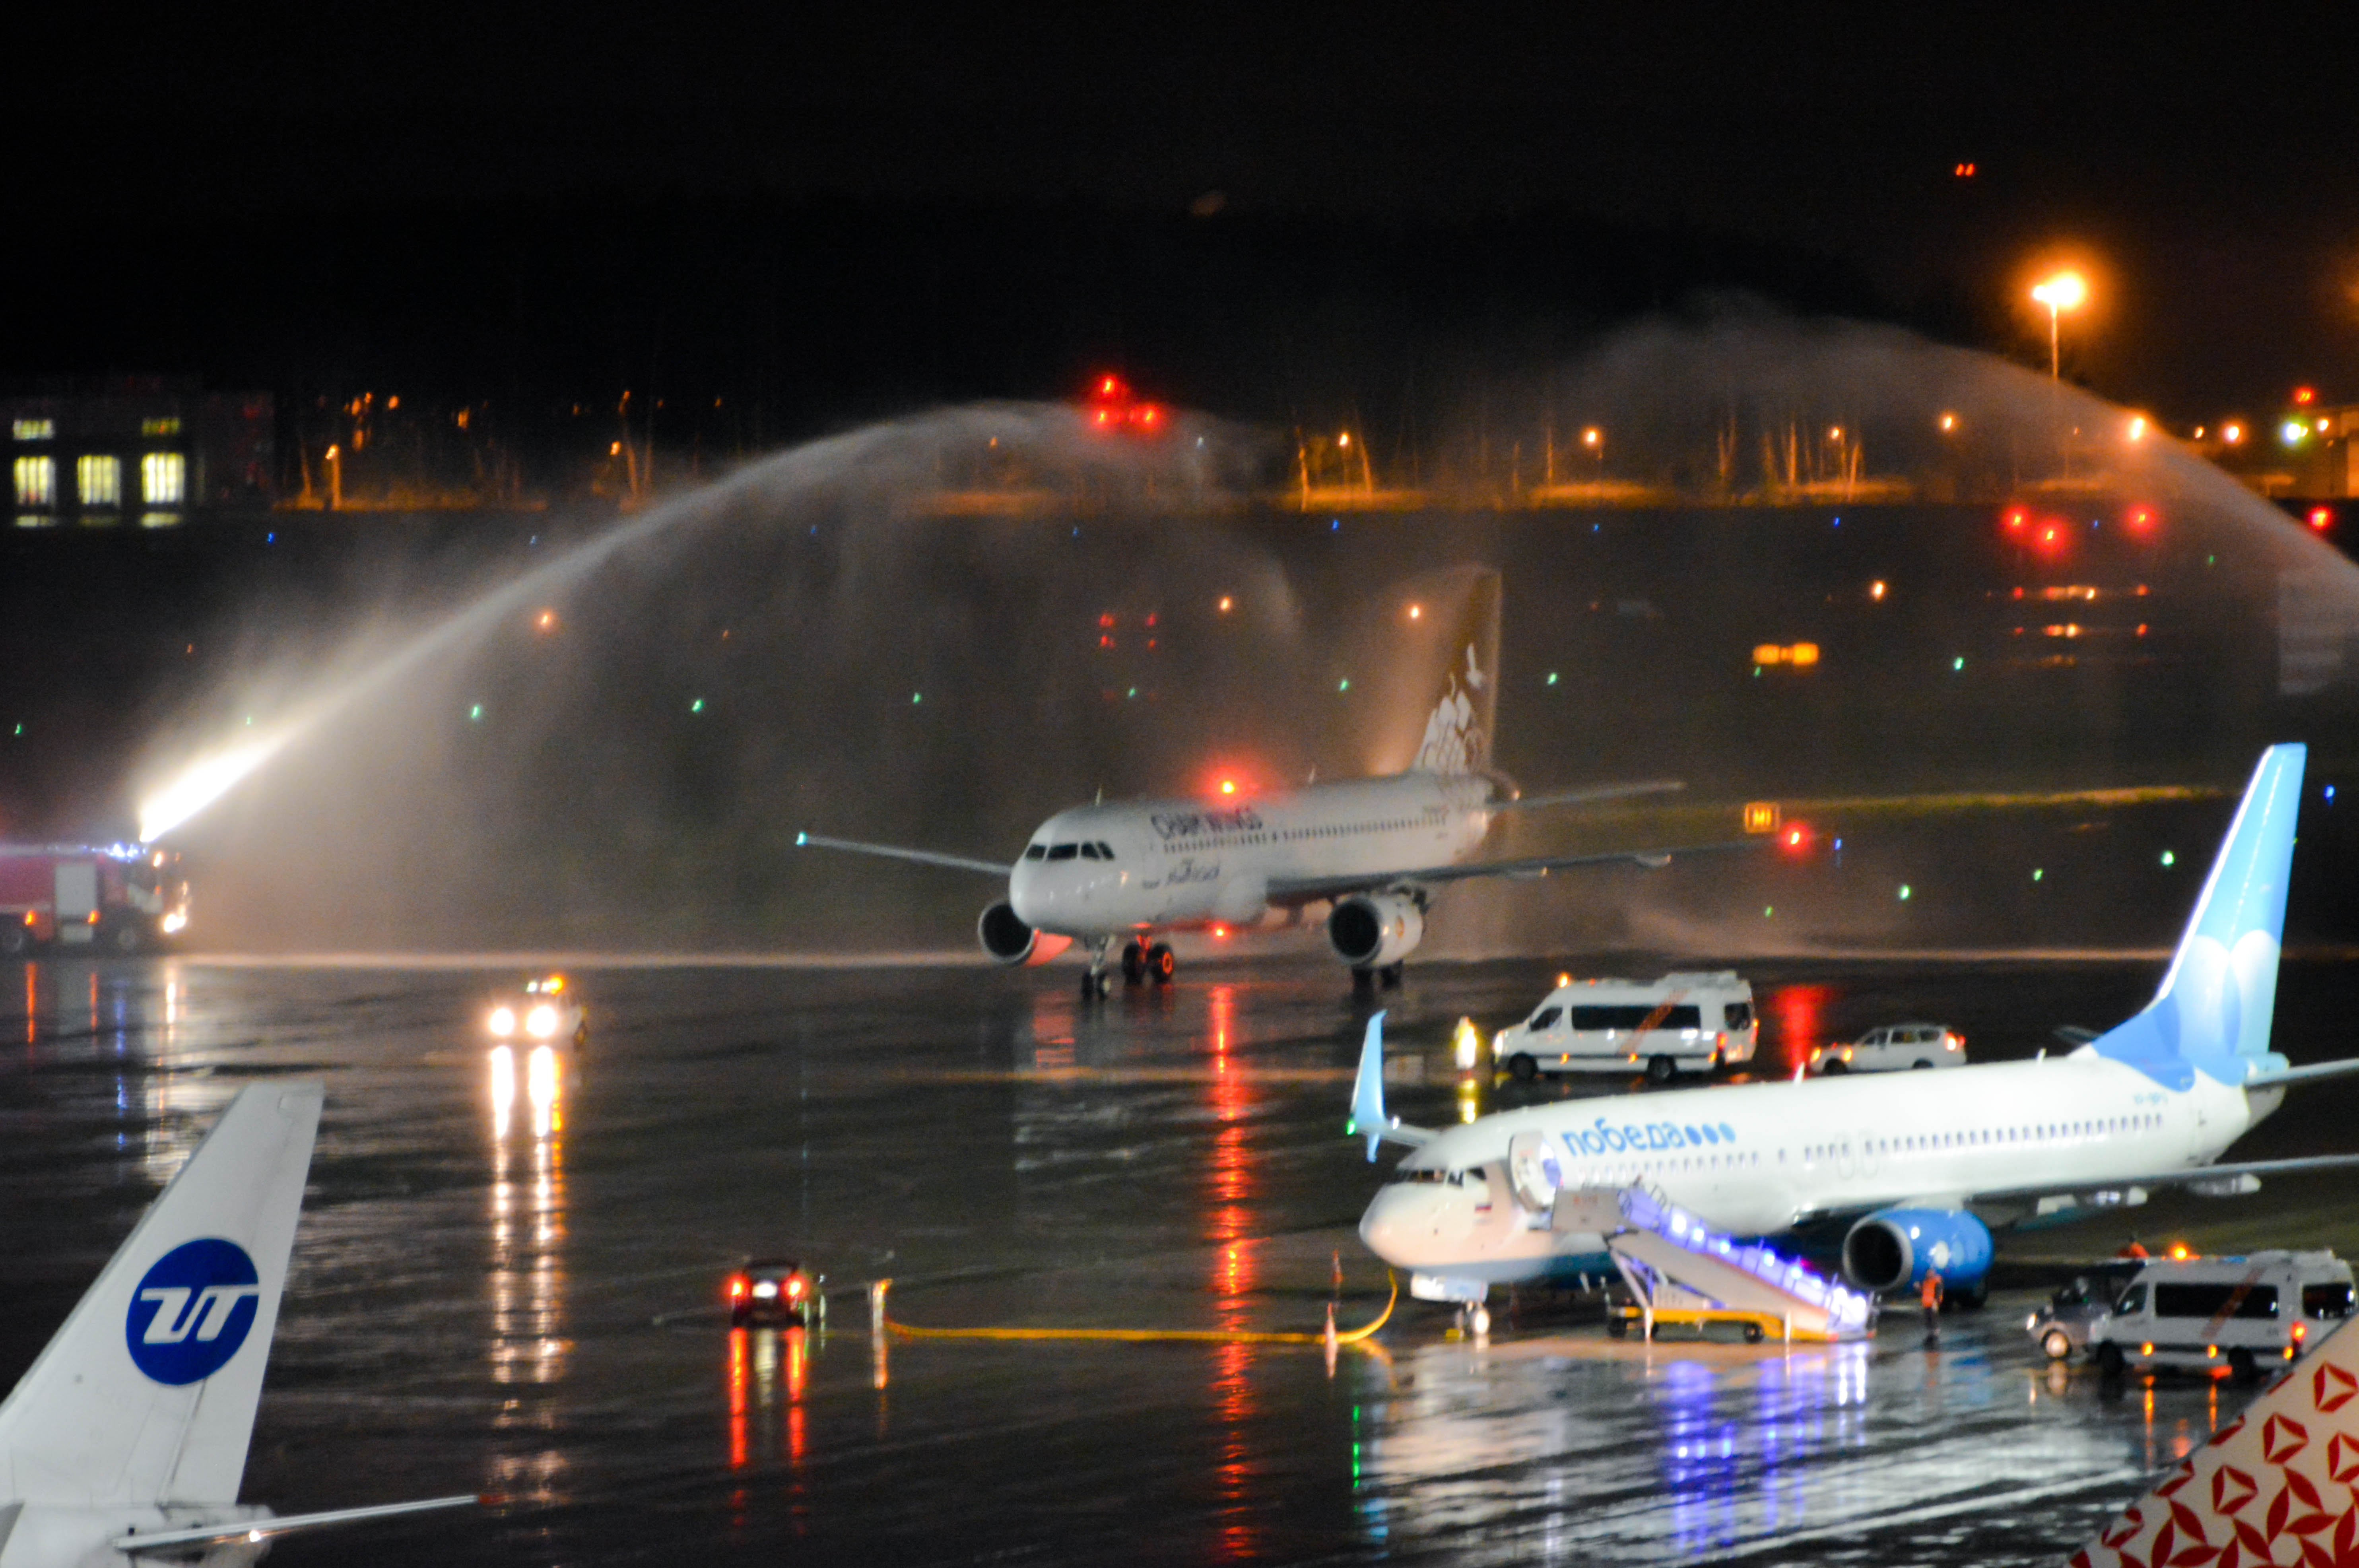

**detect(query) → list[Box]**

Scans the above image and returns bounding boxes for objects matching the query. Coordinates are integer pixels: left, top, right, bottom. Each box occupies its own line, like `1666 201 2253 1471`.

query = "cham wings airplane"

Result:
0 1083 480 1568
1351 742 2359 1307
799 573 1720 996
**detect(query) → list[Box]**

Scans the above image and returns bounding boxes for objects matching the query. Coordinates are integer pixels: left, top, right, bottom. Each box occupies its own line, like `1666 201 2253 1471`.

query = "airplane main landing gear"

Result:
1119 940 1177 987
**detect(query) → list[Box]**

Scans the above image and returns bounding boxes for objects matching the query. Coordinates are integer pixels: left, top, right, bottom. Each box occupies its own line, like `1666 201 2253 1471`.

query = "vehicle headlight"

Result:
160 910 188 934
752 1281 779 1298
526 1004 560 1038
489 1006 517 1036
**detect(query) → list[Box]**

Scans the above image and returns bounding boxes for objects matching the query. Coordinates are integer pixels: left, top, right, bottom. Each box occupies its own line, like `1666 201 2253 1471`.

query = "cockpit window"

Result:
1387 1168 1449 1185
1095 842 1115 859
1080 843 1102 860
1047 844 1080 861
1023 844 1048 861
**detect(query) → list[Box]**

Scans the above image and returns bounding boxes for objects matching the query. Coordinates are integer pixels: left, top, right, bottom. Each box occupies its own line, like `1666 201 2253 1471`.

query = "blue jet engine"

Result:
1840 1207 1993 1293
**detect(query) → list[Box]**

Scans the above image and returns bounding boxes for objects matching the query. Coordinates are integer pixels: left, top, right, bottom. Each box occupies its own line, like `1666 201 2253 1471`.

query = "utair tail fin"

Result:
1410 568 1501 777
1349 1010 1435 1159
2091 743 2306 1089
0 1081 322 1508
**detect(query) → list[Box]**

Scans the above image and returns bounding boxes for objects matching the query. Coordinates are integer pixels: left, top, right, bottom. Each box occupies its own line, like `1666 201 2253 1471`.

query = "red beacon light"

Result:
1083 373 1168 437
2310 506 2335 532
2127 505 2157 534
1780 823 1813 856
2004 506 2029 532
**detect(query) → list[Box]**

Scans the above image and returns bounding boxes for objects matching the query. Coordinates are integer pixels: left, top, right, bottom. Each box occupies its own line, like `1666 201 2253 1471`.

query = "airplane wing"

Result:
1266 838 1763 907
1965 1151 2359 1207
794 832 1008 877
1488 779 1685 811
113 1494 485 1554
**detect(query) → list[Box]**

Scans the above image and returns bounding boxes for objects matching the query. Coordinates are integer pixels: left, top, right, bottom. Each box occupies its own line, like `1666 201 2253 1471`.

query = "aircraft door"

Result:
1507 1130 1568 1212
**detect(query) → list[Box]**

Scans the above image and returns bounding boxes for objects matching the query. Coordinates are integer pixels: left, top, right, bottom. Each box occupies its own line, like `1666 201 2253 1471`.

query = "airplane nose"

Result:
1358 1189 1420 1265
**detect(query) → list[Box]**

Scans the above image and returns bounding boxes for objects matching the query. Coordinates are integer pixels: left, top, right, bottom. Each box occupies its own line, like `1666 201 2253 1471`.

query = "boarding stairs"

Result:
1551 1184 1876 1343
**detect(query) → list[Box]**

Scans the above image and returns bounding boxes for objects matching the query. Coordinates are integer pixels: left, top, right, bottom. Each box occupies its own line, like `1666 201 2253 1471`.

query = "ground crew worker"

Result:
1921 1269 1944 1345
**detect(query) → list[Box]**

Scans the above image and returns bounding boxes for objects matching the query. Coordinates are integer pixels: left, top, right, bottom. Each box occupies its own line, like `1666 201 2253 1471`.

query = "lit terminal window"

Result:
15 514 57 529
14 454 54 506
11 417 54 441
139 511 183 529
77 454 120 507
141 451 185 505
140 415 182 437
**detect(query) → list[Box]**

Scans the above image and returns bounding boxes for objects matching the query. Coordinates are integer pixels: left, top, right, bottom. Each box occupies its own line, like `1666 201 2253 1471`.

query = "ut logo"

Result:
138 1284 261 1344
126 1238 262 1385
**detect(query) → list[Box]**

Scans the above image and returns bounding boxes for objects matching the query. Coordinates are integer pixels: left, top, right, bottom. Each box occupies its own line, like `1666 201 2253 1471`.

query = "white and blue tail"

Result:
1410 569 1501 777
0 1083 321 1508
2093 744 2306 1089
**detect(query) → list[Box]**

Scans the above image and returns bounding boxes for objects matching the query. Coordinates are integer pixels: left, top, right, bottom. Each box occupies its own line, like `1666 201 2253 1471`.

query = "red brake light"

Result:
787 1277 805 1298
728 1275 748 1297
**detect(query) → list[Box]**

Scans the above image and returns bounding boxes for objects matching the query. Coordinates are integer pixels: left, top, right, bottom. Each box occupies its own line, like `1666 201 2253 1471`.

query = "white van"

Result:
1493 972 1757 1085
2087 1249 2355 1381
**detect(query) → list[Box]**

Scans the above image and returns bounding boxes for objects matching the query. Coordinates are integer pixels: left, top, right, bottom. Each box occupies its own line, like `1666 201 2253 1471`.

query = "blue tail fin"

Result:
1350 1011 1390 1160
2093 744 2306 1088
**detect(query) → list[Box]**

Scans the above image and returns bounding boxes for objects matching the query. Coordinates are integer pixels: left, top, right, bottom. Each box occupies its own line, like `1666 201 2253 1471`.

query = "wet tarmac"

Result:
4 951 2356 1566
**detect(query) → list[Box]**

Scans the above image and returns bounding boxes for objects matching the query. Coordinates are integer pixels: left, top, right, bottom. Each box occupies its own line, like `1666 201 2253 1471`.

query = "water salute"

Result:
7 12 2359 1567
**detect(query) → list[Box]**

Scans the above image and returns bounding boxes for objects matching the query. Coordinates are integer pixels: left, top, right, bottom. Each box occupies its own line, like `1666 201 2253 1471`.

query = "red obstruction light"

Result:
2310 506 2336 532
1083 373 1169 438
1780 823 1813 856
2004 506 2029 532
2127 505 2157 534
2294 386 2316 406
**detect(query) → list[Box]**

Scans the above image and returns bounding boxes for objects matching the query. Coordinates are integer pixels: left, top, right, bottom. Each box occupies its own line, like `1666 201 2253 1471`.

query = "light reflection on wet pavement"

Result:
1 953 2347 1565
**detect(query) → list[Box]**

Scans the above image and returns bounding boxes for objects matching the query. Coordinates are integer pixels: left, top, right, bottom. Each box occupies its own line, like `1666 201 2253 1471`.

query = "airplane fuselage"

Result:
1358 1053 2272 1285
1008 771 1497 938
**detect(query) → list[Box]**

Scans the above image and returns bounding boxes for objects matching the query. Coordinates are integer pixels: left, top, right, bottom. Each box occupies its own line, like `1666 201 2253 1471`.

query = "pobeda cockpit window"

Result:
1047 844 1080 860
1023 844 1048 860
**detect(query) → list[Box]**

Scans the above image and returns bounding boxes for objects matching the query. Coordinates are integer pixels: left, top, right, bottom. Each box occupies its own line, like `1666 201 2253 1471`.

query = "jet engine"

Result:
977 902 1073 967
1841 1207 1993 1292
1326 893 1425 969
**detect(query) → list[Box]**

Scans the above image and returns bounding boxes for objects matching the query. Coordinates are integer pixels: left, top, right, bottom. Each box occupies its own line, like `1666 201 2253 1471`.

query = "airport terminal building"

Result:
6 377 272 529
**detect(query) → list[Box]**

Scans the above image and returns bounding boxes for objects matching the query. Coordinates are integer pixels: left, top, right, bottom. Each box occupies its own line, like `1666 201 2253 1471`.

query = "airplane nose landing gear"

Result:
1082 936 1115 999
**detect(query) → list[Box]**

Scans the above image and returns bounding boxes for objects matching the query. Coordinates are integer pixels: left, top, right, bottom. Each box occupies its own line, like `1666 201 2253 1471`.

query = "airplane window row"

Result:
1800 1112 2163 1164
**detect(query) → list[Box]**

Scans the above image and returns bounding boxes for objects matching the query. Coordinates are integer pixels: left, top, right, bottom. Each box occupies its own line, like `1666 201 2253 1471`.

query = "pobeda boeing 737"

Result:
799 571 1731 996
1351 743 2359 1306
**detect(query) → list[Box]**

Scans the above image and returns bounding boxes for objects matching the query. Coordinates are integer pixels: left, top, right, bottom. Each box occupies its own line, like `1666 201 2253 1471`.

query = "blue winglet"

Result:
1351 1010 1390 1161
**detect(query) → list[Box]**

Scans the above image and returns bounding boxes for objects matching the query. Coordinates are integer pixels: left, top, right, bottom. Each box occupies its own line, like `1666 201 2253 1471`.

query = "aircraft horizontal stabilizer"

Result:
1489 780 1685 811
113 1494 484 1554
794 832 1008 877
2241 1056 2359 1089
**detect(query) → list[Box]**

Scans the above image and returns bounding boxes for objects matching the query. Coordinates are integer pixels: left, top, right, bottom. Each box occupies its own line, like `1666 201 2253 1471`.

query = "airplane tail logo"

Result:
128 1240 262 1384
0 1082 320 1508
1411 569 1501 777
2095 743 2305 1087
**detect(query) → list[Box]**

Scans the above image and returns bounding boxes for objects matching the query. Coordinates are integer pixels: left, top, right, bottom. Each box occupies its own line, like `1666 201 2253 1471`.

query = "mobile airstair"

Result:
1552 1185 1876 1343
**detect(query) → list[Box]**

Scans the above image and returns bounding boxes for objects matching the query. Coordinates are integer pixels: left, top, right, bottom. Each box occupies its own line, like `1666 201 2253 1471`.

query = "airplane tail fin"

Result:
2093 744 2305 1087
0 1082 322 1508
1410 569 1501 777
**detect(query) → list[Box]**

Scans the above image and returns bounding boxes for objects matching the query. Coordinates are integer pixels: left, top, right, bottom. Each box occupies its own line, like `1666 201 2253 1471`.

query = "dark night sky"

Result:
9 5 2358 427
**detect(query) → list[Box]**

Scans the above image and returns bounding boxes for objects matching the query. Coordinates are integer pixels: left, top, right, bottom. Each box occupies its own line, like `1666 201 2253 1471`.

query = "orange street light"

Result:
2030 271 2088 380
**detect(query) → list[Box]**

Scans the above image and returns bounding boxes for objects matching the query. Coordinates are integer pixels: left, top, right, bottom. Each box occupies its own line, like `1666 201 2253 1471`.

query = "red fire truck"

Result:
0 844 188 956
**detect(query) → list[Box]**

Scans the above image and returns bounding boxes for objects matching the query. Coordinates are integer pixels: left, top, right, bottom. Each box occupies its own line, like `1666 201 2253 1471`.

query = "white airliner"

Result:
0 1083 479 1566
1352 743 2359 1306
800 572 1720 995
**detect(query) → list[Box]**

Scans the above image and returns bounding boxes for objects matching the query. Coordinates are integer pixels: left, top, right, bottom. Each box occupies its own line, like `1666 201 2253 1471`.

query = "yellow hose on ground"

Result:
883 1273 1397 1345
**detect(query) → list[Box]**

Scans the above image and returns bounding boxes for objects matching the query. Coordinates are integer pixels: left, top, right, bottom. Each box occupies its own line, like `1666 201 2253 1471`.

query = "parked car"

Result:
1808 1023 1964 1074
2026 1260 2147 1361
